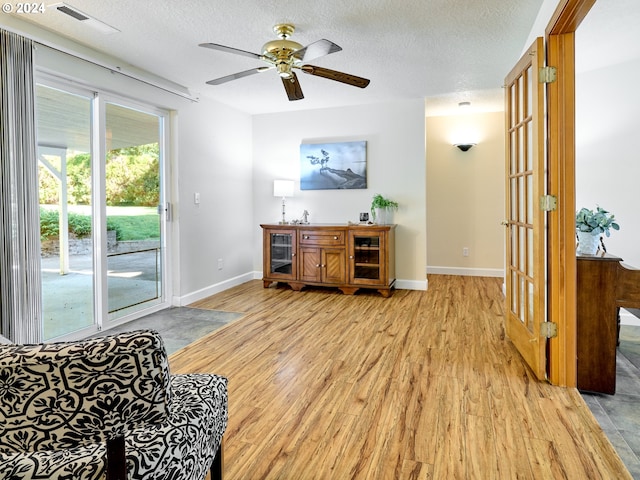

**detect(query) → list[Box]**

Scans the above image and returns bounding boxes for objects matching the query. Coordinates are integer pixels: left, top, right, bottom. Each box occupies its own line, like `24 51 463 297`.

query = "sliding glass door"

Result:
104 102 164 321
37 84 95 339
37 82 168 340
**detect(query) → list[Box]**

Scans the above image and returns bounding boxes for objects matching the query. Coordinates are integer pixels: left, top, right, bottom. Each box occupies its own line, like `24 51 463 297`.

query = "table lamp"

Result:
273 180 294 224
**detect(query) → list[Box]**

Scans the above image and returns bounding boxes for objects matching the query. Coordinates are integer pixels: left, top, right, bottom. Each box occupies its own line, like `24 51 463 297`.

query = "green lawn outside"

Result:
40 205 160 241
107 214 159 241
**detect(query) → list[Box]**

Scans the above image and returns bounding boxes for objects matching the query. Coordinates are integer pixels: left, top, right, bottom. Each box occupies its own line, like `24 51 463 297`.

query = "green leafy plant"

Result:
40 210 94 240
576 206 620 237
39 208 60 240
370 194 399 219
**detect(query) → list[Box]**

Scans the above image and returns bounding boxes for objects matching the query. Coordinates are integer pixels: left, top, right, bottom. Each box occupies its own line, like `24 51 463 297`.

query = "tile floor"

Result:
96 306 243 355
111 307 640 479
582 325 640 479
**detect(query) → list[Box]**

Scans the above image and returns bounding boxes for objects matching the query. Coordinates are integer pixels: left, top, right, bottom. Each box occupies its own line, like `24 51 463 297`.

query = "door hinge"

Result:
540 195 557 211
541 322 558 339
539 66 557 84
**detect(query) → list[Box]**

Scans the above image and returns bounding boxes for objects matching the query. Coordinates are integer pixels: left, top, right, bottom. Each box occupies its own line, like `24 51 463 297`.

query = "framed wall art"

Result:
300 141 367 190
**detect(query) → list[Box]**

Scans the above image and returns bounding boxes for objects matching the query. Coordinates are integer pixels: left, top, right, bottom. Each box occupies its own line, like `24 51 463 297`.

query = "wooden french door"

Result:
504 38 547 380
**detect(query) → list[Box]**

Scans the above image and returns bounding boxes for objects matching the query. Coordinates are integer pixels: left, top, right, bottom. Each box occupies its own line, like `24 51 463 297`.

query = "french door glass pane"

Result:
105 103 162 318
37 84 94 340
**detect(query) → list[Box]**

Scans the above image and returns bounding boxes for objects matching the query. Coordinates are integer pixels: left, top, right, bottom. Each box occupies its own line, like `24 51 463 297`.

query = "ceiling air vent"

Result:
56 5 89 21
52 3 120 34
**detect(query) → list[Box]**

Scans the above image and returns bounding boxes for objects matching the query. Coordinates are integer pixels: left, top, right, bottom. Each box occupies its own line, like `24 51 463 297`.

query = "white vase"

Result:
374 208 394 225
576 230 600 255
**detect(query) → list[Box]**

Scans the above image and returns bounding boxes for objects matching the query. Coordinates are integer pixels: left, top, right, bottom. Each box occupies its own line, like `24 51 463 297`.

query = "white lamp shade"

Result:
273 180 294 198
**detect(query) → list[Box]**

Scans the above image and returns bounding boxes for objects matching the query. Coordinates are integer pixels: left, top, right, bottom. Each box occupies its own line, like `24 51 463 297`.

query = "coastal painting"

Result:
300 141 367 190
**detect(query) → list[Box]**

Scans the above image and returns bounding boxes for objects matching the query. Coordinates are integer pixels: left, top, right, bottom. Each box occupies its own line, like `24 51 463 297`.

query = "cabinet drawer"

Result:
299 230 345 246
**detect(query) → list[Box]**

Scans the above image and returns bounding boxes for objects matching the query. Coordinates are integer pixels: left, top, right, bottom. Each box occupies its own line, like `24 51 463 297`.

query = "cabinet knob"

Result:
303 235 309 239
334 236 338 240
349 255 354 259
315 264 321 268
292 253 296 257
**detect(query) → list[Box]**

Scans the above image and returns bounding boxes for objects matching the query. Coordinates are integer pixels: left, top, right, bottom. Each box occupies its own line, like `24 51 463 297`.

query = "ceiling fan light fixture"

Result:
276 62 292 78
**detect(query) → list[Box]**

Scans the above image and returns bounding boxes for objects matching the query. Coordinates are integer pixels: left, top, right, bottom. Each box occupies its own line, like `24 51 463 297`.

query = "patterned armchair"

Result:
0 329 227 480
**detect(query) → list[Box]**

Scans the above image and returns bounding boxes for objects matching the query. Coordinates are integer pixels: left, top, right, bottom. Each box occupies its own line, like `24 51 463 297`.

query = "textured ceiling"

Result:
10 0 543 114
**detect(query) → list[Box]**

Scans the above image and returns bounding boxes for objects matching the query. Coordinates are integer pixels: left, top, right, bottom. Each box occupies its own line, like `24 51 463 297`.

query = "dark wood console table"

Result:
577 252 640 394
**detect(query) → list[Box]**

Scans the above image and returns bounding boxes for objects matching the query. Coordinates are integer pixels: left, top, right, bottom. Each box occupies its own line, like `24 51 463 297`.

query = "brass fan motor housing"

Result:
262 24 302 58
262 39 303 58
262 24 302 79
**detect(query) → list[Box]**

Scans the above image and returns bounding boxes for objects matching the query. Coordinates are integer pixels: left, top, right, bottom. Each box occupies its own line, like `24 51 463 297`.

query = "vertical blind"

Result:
0 29 42 343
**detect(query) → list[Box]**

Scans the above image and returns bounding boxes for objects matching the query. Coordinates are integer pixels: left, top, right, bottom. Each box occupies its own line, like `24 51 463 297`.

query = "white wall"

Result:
251 100 427 289
174 97 254 303
575 57 640 268
575 0 640 326
521 0 559 54
575 0 640 269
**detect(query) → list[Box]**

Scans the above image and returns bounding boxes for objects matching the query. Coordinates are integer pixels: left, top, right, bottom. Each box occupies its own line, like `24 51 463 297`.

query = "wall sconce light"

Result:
453 101 476 151
273 180 294 224
454 143 476 152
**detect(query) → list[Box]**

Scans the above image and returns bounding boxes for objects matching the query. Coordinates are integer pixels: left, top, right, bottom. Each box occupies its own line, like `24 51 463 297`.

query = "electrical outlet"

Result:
463 247 469 257
194 192 200 205
217 258 223 270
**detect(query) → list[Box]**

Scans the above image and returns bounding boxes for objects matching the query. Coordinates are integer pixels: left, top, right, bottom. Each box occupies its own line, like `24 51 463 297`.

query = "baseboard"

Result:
255 271 427 291
427 266 505 278
395 279 428 291
177 272 255 306
620 308 640 327
179 267 496 307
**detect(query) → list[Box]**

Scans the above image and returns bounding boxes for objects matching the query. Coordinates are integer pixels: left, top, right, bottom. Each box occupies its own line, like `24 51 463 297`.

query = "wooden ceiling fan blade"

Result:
281 73 304 101
293 39 342 62
199 42 262 59
206 67 271 85
300 65 370 88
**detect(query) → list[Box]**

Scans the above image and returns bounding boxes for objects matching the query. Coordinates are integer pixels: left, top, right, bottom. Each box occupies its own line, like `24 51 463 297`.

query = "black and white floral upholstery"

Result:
0 329 227 480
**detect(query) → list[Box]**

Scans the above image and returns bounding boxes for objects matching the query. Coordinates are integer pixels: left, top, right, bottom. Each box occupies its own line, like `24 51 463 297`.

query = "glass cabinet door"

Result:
350 232 384 284
268 231 296 277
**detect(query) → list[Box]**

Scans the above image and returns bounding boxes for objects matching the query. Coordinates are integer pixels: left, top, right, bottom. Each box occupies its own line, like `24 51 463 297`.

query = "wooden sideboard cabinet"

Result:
261 223 396 297
576 252 640 394
576 253 621 394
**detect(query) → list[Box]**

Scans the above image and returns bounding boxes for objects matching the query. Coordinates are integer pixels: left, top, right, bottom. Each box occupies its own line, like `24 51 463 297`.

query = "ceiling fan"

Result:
199 24 370 101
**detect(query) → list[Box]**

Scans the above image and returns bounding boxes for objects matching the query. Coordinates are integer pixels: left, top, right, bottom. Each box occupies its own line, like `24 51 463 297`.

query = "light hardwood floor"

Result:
170 275 631 479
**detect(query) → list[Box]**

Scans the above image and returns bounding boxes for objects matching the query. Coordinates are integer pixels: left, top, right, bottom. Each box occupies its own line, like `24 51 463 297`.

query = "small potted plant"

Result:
370 194 399 225
575 205 620 255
